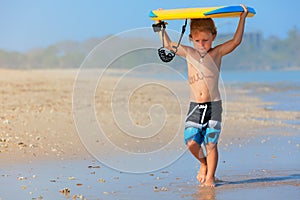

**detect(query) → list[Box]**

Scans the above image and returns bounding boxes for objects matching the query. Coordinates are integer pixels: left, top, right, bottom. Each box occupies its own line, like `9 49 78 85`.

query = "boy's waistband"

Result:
190 100 222 107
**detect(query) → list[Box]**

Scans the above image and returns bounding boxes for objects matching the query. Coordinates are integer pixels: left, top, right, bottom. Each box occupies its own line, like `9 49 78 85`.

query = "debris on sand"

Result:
59 187 70 196
98 178 106 183
153 186 168 192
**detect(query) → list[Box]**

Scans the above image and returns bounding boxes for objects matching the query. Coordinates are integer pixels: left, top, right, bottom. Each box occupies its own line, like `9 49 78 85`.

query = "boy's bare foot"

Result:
197 164 207 184
203 177 215 187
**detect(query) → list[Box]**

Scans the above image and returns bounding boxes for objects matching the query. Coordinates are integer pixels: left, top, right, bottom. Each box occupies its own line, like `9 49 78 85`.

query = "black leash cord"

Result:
153 19 187 62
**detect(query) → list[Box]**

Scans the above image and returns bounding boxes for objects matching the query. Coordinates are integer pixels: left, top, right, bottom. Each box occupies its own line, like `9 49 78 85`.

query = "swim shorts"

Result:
184 100 222 145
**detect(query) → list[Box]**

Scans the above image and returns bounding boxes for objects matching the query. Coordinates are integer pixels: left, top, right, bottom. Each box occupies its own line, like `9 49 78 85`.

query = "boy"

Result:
155 5 248 187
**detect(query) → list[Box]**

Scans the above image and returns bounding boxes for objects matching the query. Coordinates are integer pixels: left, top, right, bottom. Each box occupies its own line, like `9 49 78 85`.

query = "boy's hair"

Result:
189 18 217 39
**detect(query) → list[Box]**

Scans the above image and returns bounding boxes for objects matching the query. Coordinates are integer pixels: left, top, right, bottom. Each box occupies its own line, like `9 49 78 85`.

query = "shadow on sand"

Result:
217 174 300 187
189 174 300 200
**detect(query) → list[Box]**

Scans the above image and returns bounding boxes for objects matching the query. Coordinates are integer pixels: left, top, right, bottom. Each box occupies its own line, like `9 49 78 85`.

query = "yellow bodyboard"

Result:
149 5 256 21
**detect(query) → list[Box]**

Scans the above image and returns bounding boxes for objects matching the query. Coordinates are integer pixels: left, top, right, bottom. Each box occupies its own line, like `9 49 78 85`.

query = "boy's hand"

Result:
155 8 163 24
240 4 248 18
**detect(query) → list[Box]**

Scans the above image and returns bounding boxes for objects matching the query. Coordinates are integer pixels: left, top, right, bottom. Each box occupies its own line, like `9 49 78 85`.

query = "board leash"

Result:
152 19 187 62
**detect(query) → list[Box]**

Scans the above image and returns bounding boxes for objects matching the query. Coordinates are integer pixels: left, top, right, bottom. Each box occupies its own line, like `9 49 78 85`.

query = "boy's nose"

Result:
198 41 204 47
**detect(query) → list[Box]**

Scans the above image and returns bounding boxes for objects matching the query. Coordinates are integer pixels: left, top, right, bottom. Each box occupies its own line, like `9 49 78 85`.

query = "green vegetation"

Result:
0 28 299 70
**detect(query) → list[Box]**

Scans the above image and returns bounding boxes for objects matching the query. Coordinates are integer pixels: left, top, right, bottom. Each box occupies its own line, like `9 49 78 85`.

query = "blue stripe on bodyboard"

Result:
149 11 157 18
204 6 256 16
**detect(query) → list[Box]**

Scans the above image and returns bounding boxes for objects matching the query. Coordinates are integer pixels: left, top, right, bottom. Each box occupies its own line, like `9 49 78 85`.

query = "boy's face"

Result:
191 30 216 53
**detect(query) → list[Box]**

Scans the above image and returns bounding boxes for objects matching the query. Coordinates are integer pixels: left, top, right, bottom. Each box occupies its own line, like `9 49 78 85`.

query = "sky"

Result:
1 0 299 52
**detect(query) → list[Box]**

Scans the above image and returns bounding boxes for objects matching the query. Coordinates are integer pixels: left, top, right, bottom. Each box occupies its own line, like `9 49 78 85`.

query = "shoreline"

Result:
1 133 299 200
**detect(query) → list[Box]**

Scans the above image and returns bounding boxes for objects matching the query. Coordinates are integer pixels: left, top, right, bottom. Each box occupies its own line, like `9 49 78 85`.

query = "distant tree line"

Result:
0 28 299 70
222 28 300 70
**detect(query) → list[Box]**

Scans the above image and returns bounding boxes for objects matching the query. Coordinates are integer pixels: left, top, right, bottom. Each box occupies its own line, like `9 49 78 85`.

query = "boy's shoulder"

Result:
182 45 199 54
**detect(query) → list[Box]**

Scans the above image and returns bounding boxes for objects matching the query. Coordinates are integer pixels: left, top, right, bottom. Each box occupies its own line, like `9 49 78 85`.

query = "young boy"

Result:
155 5 248 187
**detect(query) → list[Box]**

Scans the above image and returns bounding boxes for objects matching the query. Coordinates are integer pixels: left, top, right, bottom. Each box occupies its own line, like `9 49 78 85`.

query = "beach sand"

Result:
0 69 299 199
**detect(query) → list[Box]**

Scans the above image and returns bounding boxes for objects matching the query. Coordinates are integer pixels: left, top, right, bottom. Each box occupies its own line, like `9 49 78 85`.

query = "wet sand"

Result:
0 69 299 199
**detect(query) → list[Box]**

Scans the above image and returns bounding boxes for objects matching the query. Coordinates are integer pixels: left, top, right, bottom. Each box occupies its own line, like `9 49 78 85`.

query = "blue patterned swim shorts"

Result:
184 101 222 145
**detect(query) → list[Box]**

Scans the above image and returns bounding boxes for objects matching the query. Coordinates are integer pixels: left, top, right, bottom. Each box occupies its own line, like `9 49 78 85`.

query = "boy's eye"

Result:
194 39 208 43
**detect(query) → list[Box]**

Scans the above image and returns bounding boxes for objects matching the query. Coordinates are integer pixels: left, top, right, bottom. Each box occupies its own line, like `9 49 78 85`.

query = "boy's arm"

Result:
156 22 172 49
155 19 188 57
216 4 248 56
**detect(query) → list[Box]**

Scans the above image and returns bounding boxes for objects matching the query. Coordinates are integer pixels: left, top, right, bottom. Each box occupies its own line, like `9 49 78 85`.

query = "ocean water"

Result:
220 70 300 112
220 70 300 84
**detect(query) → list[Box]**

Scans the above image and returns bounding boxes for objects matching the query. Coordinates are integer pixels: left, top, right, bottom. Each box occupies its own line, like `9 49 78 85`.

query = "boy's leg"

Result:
204 143 218 187
203 120 221 187
187 140 207 183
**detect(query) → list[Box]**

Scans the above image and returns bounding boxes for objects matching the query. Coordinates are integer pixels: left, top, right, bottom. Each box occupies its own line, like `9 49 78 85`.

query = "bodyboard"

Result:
149 5 256 21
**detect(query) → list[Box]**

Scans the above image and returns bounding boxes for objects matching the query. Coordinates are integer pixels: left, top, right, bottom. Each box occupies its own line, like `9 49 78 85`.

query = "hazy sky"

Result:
1 0 299 51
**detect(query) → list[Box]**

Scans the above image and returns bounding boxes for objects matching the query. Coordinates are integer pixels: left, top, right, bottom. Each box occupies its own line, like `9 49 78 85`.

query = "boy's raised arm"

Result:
217 4 249 56
155 20 173 50
154 17 188 57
